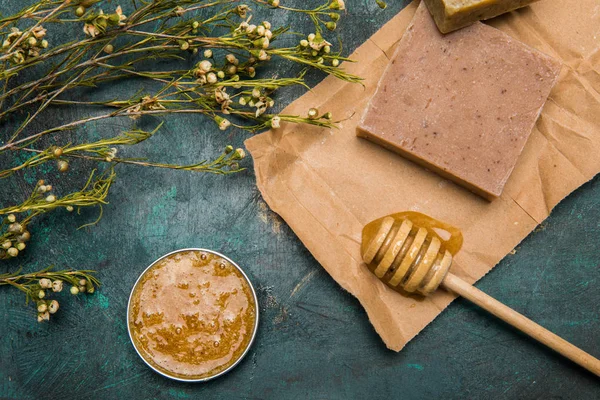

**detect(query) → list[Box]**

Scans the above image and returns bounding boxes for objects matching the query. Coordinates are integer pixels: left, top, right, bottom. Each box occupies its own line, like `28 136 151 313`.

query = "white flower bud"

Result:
66 205 74 212
271 116 281 129
332 59 340 67
203 49 213 58
39 311 50 322
45 194 56 202
38 290 45 299
265 30 273 40
258 50 268 61
48 300 59 314
37 303 47 313
2 241 11 249
57 160 69 172
263 21 272 30
8 223 22 233
308 33 316 41
198 60 212 72
206 72 217 84
52 280 63 292
70 286 80 295
225 53 238 65
16 242 25 251
7 247 18 257
7 214 15 223
40 278 52 289
252 88 261 98
256 25 266 37
217 70 225 79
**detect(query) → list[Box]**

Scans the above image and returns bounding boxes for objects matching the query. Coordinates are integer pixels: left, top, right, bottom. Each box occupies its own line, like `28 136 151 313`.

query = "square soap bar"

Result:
357 2 561 200
423 0 540 33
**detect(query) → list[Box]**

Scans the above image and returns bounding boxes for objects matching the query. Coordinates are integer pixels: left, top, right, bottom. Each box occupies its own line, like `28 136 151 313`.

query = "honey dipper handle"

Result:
442 272 600 377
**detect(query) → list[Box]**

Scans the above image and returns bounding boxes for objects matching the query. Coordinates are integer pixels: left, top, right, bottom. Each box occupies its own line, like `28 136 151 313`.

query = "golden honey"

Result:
128 250 257 380
361 212 463 295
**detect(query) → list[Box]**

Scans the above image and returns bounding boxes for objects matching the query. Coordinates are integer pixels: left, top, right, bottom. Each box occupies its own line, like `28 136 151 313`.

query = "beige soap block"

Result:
423 0 540 33
357 2 561 201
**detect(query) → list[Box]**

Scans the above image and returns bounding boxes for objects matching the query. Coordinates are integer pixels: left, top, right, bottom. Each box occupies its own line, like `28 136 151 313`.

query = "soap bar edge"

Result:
356 126 499 201
423 0 542 33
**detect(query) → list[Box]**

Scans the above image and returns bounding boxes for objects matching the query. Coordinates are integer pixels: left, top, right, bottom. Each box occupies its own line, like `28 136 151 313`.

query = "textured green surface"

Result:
1 1 599 399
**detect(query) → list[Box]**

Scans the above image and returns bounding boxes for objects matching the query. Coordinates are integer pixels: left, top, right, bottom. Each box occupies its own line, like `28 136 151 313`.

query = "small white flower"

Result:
252 88 261 98
115 6 127 24
39 278 52 289
265 30 273 40
226 54 238 65
217 117 231 131
263 21 272 30
206 72 217 84
83 23 100 38
105 147 118 162
271 116 281 129
198 60 212 73
37 311 50 322
31 26 47 39
48 300 59 314
330 0 345 10
258 50 268 61
233 148 246 159
52 280 64 293
37 303 47 313
256 25 266 37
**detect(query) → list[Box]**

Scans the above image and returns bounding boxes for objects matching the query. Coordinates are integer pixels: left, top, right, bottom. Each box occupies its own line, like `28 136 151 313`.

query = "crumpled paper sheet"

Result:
245 0 600 351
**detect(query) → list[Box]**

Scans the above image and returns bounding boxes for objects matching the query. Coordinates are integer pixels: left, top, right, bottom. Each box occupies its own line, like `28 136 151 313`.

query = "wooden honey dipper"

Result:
361 212 600 377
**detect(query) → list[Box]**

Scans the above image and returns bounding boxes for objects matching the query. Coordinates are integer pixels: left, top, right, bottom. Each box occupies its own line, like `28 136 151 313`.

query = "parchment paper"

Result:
245 0 600 351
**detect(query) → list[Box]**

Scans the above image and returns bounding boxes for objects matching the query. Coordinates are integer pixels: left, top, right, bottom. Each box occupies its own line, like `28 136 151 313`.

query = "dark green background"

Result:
1 1 599 399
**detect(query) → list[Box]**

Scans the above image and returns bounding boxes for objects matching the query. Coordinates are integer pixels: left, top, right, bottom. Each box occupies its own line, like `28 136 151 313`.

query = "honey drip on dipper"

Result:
361 212 600 377
362 212 462 296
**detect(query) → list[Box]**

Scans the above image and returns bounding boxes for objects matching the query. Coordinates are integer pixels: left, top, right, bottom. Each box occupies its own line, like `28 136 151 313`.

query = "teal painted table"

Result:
1 1 599 398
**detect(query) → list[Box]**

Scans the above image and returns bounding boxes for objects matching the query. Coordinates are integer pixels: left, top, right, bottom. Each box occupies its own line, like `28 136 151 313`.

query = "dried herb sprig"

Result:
0 0 373 323
0 169 115 260
0 266 99 322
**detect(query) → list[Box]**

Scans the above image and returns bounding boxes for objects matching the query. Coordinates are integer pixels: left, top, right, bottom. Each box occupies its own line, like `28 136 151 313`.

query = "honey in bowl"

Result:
127 249 258 381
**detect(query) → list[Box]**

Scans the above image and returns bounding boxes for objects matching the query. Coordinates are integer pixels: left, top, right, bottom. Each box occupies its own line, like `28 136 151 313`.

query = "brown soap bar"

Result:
357 2 561 201
423 0 540 33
